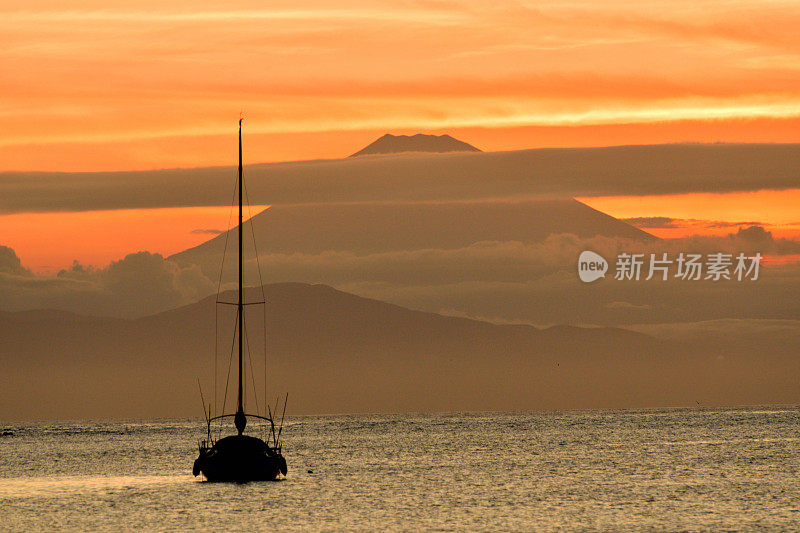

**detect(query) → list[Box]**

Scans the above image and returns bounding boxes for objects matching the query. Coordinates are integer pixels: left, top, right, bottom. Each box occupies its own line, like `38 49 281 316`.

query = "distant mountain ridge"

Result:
2 282 798 420
0 282 653 419
170 198 655 279
350 133 481 157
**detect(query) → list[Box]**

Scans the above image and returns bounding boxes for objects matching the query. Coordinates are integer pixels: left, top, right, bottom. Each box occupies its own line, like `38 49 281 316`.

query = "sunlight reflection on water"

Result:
1 407 799 531
0 475 189 499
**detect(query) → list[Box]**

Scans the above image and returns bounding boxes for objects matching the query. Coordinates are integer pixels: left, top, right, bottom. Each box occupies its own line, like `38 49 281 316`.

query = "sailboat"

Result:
193 119 287 482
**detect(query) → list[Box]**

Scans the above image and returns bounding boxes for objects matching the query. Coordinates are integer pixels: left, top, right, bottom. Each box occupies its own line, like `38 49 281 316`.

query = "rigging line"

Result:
245 322 262 422
240 151 268 438
243 179 267 305
267 404 274 445
215 175 239 297
214 303 218 419
263 302 267 441
218 307 239 440
244 318 261 421
243 178 269 437
271 396 279 446
210 173 238 427
212 173 237 435
276 392 288 449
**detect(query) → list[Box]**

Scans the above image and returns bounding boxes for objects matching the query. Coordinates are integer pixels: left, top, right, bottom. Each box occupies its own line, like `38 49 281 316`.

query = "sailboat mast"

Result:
235 118 246 435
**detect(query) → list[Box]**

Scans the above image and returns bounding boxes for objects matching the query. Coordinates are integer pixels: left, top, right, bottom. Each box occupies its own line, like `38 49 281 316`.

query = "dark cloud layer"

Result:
2 143 799 213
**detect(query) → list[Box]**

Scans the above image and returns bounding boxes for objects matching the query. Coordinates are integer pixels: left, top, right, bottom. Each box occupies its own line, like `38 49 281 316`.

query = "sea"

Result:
1 407 799 531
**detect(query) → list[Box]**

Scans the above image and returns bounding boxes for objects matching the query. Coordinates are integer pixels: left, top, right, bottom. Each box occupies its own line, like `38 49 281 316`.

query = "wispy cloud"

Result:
0 8 464 24
2 0 800 170
623 217 765 229
3 229 800 323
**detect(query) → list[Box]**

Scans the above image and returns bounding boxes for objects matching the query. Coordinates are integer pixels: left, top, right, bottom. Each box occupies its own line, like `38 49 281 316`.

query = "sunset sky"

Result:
3 2 800 424
3 0 800 171
2 0 799 270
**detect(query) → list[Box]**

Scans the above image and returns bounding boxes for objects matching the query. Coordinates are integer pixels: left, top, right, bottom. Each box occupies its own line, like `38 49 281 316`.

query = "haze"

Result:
2 138 799 419
1 0 799 420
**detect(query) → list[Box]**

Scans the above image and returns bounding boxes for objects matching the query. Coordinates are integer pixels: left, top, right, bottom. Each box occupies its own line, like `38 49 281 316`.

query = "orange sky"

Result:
2 0 799 171
1 206 265 274
578 189 800 239
5 190 799 274
2 1 799 270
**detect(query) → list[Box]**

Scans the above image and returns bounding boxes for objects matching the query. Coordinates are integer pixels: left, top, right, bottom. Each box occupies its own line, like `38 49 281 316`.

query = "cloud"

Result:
621 221 800 254
244 229 800 326
57 260 97 281
2 225 800 325
0 245 31 276
625 319 800 343
734 225 772 243
623 217 681 229
3 145 800 213
190 228 224 235
102 251 214 309
622 217 765 229
230 229 798 286
4 0 800 173
1 248 215 318
605 301 652 311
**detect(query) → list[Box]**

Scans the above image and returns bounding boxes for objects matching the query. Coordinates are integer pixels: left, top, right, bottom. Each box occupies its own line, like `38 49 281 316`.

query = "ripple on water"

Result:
0 407 799 531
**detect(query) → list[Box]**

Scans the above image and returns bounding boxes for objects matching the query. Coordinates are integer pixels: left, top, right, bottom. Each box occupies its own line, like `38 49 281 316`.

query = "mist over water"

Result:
2 408 799 531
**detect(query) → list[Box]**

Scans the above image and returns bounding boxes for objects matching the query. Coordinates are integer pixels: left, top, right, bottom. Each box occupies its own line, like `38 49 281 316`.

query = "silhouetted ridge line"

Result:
4 281 800 419
350 133 481 157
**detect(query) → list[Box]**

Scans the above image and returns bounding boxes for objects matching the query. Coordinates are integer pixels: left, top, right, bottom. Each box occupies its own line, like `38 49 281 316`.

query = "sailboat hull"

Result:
194 435 287 482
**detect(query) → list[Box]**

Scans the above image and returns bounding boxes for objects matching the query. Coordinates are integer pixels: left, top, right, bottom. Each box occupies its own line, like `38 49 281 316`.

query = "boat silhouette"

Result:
193 119 287 482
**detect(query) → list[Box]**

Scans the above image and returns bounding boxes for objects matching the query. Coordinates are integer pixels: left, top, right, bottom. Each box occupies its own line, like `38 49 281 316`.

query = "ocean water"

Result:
1 408 799 531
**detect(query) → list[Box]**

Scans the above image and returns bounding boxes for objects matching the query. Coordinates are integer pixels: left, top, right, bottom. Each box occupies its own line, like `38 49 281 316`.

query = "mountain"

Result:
171 198 655 278
2 283 797 421
350 133 481 157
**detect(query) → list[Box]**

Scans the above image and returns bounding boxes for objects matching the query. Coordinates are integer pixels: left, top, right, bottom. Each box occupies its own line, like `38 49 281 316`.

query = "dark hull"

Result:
194 435 287 482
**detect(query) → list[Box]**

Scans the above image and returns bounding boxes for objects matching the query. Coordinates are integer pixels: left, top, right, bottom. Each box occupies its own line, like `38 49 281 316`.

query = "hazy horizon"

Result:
1 0 799 421
2 137 799 420
3 282 799 421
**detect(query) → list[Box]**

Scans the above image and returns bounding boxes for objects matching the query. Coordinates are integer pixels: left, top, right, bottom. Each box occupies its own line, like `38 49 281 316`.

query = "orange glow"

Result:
4 2 799 267
637 226 800 240
763 254 800 266
2 1 800 171
1 206 267 274
2 118 800 172
578 189 800 239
